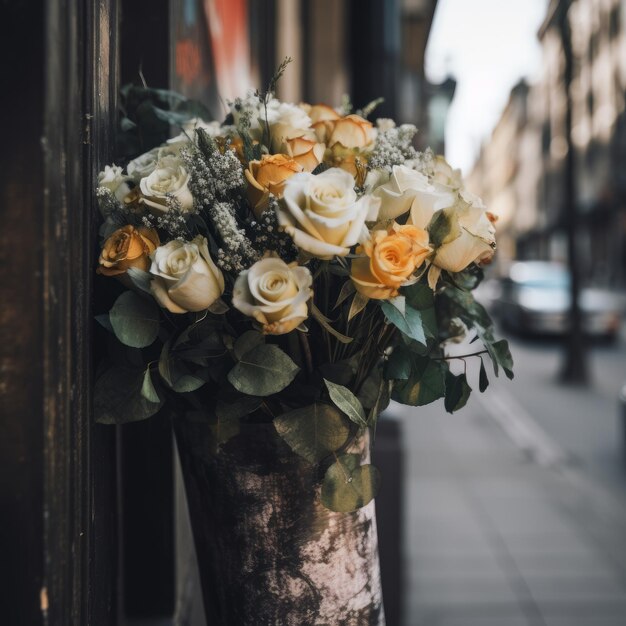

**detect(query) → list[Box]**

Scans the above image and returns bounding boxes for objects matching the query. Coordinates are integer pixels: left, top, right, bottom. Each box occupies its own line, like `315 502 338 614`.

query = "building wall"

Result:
469 0 626 285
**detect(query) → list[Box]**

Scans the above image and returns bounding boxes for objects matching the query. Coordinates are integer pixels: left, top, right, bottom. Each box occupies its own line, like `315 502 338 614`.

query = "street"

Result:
397 326 626 626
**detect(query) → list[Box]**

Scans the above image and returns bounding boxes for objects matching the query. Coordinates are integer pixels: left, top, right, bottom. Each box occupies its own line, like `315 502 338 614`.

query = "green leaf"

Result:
380 300 426 346
159 339 207 392
274 403 350 463
444 371 472 413
393 355 446 406
427 206 462 248
94 366 162 424
321 454 381 512
324 379 367 429
215 395 263 421
141 368 160 403
311 304 353 344
489 339 514 380
95 314 113 333
404 283 438 339
228 344 300 396
109 291 160 348
479 357 489 392
126 267 153 294
233 330 265 360
384 344 412 380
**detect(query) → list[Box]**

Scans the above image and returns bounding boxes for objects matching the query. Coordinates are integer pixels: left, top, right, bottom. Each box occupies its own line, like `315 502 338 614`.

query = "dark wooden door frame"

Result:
42 1 119 623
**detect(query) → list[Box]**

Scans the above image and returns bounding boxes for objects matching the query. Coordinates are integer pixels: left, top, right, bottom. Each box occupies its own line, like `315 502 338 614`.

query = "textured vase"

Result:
174 417 385 626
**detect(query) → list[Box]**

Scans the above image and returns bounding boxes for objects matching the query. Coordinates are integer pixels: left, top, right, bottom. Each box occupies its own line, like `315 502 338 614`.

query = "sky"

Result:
425 0 550 174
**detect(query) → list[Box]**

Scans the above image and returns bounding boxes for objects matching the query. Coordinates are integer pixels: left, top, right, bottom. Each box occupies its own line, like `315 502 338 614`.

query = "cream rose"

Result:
232 256 313 335
351 224 432 299
127 148 160 183
139 156 194 214
266 102 314 153
98 165 132 203
149 236 224 313
278 168 380 259
374 165 456 222
424 201 497 289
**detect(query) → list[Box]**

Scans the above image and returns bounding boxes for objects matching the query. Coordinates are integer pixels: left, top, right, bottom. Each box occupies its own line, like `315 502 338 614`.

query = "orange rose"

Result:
313 114 376 150
245 154 303 216
304 103 340 124
351 224 432 299
284 136 325 172
97 225 160 277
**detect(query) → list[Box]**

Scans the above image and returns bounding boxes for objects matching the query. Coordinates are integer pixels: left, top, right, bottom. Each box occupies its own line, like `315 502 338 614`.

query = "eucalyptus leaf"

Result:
141 368 160 403
228 344 299 396
479 357 490 392
94 366 162 424
444 371 472 414
233 330 265 360
384 344 412 380
392 355 446 406
321 454 381 512
126 267 153 295
379 300 426 346
109 290 160 348
215 395 263 421
324 379 367 429
95 314 113 333
274 403 350 463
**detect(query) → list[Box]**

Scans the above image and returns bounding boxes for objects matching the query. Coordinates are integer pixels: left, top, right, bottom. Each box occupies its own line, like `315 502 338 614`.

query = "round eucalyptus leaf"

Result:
321 454 381 513
274 403 350 464
227 344 299 397
109 291 160 348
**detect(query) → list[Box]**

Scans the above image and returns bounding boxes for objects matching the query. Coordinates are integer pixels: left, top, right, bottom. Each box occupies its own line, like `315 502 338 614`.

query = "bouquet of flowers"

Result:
94 66 512 514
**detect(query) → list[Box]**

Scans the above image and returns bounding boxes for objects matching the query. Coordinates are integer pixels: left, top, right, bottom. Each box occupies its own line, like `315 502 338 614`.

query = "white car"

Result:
495 262 623 340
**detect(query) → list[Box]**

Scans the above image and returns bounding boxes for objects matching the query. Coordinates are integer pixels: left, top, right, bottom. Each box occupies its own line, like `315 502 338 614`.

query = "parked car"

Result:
494 261 623 339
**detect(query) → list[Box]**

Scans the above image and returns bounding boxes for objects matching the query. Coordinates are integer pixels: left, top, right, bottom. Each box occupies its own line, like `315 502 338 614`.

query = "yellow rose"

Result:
245 154 303 217
313 114 376 150
351 224 431 300
97 225 160 277
283 136 325 172
232 256 313 335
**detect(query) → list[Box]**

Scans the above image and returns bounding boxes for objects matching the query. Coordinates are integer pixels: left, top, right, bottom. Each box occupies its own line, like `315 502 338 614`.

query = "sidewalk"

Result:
396 395 626 626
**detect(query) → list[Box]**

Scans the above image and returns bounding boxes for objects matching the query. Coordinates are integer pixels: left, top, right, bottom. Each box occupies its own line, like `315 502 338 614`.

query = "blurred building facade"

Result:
469 0 626 285
246 0 454 153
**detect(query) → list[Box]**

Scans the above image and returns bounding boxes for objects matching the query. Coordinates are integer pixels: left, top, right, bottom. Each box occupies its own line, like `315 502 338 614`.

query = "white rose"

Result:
363 168 390 194
266 102 315 154
278 168 381 260
127 148 160 183
374 165 456 222
139 157 194 214
431 155 463 190
232 256 313 335
98 165 132 202
149 236 224 313
424 198 496 289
